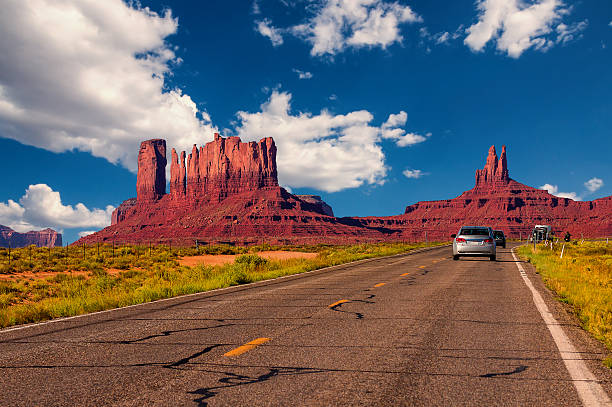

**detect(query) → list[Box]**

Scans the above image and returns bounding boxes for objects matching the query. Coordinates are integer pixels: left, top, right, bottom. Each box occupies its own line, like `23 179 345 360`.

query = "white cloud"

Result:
329 94 338 101
403 169 426 179
236 90 421 192
464 0 583 58
419 25 464 48
78 230 97 238
267 0 421 56
435 32 450 44
0 184 114 233
584 177 604 193
255 18 284 46
293 69 313 79
539 183 580 200
381 111 430 147
0 0 217 173
556 20 588 44
252 0 261 15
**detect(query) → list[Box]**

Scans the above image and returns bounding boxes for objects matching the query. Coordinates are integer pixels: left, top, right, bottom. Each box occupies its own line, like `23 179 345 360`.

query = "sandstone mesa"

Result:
78 135 611 245
0 225 62 248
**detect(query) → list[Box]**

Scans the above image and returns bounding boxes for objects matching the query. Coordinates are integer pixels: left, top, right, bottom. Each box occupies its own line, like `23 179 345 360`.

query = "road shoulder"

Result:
514 246 612 400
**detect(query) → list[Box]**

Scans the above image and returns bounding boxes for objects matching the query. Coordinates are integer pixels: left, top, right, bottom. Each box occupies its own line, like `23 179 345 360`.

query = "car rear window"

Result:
460 228 490 236
494 231 504 238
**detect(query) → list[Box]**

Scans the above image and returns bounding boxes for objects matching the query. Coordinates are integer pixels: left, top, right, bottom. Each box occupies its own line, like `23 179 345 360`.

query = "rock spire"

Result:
475 145 509 186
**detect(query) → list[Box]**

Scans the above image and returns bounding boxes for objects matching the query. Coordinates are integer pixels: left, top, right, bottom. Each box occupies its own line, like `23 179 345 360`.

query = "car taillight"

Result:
456 237 466 243
484 238 493 243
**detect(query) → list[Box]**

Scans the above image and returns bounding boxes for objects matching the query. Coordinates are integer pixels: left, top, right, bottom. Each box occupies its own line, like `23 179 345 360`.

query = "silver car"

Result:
452 226 496 261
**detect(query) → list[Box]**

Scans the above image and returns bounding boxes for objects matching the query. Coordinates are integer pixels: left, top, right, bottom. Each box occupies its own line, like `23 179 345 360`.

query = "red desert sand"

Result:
178 251 318 267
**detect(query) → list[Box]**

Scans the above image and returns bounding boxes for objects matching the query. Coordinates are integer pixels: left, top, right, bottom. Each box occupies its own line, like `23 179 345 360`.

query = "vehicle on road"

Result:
451 226 496 261
531 225 553 242
493 230 506 248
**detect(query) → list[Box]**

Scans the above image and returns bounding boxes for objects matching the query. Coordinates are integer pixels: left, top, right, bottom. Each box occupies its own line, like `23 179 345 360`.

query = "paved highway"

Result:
1 244 611 406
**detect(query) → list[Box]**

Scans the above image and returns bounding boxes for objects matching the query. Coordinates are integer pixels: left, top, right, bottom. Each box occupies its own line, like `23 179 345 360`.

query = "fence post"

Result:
149 241 152 257
97 242 100 258
112 241 115 258
560 244 565 259
29 245 32 263
8 244 11 266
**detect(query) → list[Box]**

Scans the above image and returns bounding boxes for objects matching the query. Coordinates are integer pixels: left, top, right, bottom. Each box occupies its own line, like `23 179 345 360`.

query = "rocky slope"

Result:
79 137 611 245
0 225 62 248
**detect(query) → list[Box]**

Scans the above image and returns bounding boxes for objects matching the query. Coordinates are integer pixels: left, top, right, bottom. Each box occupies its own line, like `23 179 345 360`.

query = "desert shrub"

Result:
235 254 268 269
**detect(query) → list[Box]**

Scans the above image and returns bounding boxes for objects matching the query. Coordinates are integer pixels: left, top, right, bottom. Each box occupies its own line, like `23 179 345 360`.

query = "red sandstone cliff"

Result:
80 139 611 245
0 225 62 248
397 145 612 238
136 139 166 202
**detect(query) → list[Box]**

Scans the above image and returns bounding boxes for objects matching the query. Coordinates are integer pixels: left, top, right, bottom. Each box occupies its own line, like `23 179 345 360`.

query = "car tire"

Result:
490 255 496 261
503 244 506 248
453 255 459 261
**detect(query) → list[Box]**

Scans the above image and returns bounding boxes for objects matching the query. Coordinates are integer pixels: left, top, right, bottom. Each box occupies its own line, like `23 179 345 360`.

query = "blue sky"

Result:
0 0 610 244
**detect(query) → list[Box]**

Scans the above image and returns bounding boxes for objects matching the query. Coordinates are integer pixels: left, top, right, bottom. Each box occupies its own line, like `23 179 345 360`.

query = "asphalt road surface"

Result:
1 244 611 406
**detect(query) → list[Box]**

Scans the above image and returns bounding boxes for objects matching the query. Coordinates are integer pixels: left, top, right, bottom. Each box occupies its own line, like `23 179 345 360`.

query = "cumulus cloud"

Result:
381 111 430 147
257 0 421 56
235 91 424 192
584 177 604 193
0 184 114 233
293 69 313 79
403 169 426 179
255 18 284 46
78 230 97 238
539 183 580 200
0 0 217 172
464 0 583 58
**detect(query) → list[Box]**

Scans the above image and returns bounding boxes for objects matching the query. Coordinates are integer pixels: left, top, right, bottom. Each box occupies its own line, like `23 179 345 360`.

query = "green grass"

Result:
0 241 443 328
518 241 612 367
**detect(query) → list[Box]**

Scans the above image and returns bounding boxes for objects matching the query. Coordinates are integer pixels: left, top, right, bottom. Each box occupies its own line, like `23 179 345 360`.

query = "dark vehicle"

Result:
564 232 571 242
493 230 506 248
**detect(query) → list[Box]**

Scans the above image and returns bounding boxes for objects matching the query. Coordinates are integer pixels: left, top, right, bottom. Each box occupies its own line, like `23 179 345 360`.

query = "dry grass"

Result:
0 241 443 328
518 241 612 368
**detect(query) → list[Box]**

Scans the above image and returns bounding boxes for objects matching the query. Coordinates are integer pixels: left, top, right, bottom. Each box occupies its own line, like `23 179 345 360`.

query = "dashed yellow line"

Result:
224 337 270 357
400 272 410 276
374 283 386 288
328 299 349 308
418 266 426 269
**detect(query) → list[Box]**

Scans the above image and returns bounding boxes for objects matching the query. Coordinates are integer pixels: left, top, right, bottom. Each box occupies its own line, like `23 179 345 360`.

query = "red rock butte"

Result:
78 136 611 245
0 225 62 248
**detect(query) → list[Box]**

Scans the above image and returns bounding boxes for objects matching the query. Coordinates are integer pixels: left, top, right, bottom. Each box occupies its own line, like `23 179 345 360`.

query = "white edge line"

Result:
0 244 449 335
511 248 611 406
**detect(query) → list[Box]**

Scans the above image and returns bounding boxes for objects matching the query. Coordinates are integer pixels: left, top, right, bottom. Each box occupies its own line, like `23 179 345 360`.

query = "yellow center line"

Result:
374 283 386 288
328 299 349 308
400 272 410 276
224 337 270 357
418 266 426 269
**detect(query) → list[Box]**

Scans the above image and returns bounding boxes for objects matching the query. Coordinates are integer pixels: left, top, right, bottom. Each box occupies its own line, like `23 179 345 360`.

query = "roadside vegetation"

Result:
518 241 612 368
0 241 443 328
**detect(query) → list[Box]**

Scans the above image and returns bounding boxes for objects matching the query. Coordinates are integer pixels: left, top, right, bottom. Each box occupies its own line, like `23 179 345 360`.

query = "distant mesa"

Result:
0 225 62 248
79 136 611 245
401 144 611 238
